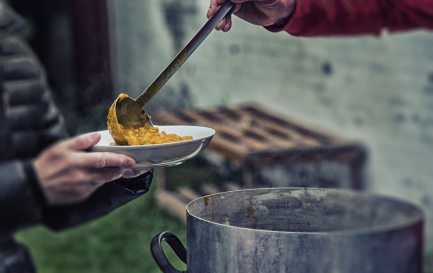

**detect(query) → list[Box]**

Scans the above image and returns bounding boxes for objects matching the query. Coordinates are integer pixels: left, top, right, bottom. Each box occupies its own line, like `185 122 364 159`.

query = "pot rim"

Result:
185 187 424 236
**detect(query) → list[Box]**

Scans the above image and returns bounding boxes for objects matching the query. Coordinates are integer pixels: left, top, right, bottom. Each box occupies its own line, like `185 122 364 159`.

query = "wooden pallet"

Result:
155 103 348 164
156 182 242 223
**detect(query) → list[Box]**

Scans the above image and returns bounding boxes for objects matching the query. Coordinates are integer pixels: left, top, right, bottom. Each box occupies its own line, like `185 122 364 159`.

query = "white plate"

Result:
92 126 215 168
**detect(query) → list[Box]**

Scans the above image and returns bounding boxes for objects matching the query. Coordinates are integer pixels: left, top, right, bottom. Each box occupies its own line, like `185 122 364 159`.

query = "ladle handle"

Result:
151 231 187 273
136 1 235 107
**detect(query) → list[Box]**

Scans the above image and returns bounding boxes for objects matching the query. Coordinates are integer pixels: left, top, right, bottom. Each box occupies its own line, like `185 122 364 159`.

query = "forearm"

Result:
276 0 433 36
42 171 153 231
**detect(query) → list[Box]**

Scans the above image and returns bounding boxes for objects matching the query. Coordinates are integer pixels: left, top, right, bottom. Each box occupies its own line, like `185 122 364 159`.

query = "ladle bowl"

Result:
107 94 152 145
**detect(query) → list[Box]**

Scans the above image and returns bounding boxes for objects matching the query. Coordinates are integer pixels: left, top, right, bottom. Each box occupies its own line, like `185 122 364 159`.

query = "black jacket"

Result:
0 2 152 272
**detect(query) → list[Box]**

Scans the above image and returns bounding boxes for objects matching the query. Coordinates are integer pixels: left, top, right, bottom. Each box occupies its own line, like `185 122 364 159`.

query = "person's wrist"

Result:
273 0 296 27
24 160 48 207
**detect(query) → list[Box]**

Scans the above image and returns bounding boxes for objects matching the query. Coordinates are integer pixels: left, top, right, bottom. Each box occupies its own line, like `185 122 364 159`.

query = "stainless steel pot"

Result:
151 188 424 273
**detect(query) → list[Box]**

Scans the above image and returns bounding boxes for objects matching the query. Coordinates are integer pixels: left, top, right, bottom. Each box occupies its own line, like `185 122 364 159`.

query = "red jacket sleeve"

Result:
277 0 433 36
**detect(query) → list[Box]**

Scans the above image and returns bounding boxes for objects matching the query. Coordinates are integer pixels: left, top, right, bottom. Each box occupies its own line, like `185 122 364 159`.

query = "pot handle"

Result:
151 231 187 273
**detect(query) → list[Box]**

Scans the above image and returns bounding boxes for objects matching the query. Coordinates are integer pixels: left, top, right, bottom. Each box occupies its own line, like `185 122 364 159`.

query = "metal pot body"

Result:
153 188 424 273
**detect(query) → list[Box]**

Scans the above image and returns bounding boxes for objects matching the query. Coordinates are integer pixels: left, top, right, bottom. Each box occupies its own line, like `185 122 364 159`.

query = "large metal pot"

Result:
151 188 424 273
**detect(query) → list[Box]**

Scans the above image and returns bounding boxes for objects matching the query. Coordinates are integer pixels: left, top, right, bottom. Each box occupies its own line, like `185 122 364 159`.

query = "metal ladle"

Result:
110 1 235 133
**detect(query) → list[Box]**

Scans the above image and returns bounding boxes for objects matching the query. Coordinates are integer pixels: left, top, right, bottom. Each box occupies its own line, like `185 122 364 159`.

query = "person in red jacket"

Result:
208 0 433 35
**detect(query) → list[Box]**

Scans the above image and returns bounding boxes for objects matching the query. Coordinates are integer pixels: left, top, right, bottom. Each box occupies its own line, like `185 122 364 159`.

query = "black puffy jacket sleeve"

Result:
41 173 153 230
0 161 43 234
0 13 152 234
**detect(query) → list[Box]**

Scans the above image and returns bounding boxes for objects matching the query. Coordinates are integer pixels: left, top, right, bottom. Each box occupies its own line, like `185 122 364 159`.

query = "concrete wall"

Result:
108 0 433 250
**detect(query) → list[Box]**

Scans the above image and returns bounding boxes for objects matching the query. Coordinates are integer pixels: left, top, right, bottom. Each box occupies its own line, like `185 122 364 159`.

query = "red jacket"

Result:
276 0 433 36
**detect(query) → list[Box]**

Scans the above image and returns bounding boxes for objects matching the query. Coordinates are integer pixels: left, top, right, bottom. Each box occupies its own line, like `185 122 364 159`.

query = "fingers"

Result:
208 0 220 18
208 0 230 18
209 0 243 31
223 14 232 32
216 14 233 32
216 16 227 30
86 167 125 184
77 152 136 169
60 134 136 168
62 133 101 151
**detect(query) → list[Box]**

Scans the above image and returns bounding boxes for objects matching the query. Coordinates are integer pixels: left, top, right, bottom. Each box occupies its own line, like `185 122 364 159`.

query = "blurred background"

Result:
10 0 433 272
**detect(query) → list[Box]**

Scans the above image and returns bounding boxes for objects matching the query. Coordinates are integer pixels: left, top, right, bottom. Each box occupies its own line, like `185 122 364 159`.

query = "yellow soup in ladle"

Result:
107 93 192 145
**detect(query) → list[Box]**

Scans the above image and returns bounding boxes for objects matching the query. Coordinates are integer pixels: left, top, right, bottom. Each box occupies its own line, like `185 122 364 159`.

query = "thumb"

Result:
62 133 101 151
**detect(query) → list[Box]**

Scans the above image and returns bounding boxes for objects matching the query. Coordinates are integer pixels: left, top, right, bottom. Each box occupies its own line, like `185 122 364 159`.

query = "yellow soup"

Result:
107 93 192 145
120 124 192 146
